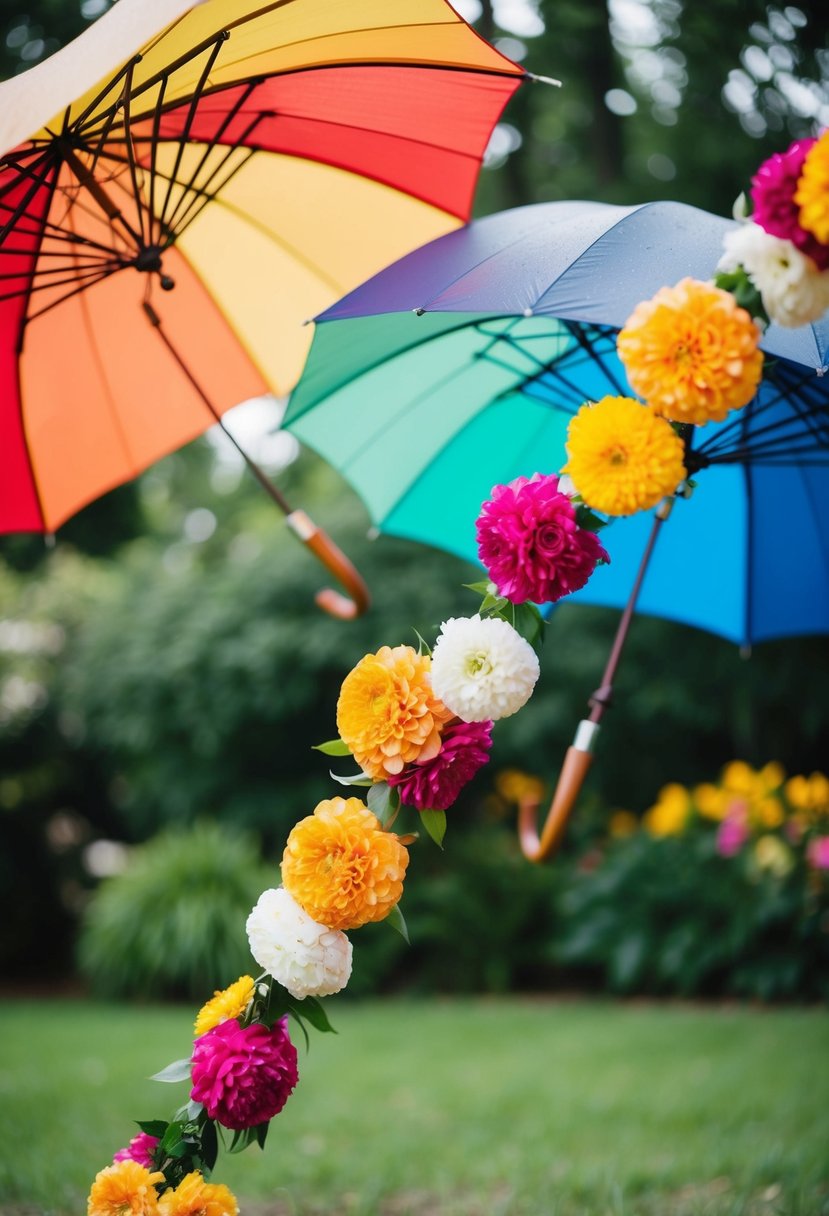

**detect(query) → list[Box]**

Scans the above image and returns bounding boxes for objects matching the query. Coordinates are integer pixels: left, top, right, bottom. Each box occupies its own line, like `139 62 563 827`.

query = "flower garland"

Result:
86 133 828 1214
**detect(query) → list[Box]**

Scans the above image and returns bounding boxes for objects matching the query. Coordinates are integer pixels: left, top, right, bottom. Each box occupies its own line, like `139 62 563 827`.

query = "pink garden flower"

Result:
190 1017 298 1130
807 835 829 871
113 1132 159 1169
476 473 608 605
751 138 829 270
387 718 493 811
716 807 750 858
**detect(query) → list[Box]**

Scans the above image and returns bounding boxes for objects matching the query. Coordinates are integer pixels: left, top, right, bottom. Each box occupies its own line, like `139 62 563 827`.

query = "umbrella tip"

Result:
413 307 426 316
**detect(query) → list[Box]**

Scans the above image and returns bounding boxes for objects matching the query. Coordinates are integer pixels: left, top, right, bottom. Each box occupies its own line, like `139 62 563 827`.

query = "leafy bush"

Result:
78 822 273 1000
552 763 829 1001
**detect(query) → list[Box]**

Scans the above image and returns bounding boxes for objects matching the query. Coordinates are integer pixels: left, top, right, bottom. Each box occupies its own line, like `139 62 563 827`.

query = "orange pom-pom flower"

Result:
336 644 452 780
617 277 763 425
282 796 409 931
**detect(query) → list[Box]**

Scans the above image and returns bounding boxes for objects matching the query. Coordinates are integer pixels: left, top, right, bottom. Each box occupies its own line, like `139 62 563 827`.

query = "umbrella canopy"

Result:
285 200 829 646
0 0 524 539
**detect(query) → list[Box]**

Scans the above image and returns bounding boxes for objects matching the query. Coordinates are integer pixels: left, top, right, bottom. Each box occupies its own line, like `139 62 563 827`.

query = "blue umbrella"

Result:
286 200 829 857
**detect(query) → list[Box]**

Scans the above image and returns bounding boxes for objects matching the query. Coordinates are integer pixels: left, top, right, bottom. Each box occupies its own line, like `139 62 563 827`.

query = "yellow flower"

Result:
282 796 409 931
157 1172 238 1216
795 131 829 244
785 772 829 816
759 761 785 791
693 782 726 821
609 810 638 838
721 760 758 795
336 644 452 780
617 278 763 425
753 834 794 878
494 768 545 805
643 783 691 836
564 395 686 516
88 1161 164 1216
754 796 784 829
194 975 255 1038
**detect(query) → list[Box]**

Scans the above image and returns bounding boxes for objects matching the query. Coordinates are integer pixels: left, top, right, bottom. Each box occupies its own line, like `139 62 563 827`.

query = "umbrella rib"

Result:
0 261 121 305
120 60 149 249
97 144 345 294
0 256 124 285
694 362 818 455
156 34 228 239
566 322 629 397
0 150 56 242
165 142 257 240
160 84 264 236
20 269 117 323
147 74 169 248
698 371 829 461
68 55 143 135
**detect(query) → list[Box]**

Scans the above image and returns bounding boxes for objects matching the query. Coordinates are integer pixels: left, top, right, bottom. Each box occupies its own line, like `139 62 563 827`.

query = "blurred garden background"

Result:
1 1 828 1213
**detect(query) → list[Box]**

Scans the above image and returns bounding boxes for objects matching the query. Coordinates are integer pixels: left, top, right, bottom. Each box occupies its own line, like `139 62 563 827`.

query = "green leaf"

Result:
160 1120 186 1154
201 1119 218 1173
575 505 608 533
732 190 750 221
463 580 494 596
329 769 373 788
713 267 769 326
386 902 410 943
288 994 336 1034
367 781 401 826
312 738 351 756
480 592 509 615
137 1119 169 1138
150 1057 191 1083
255 1121 270 1151
411 628 433 657
228 1127 258 1154
510 601 545 649
419 808 447 848
186 1099 204 1122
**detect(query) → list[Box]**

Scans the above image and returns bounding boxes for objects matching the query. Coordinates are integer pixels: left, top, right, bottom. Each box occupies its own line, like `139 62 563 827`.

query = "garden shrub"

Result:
78 822 273 1000
552 764 829 1001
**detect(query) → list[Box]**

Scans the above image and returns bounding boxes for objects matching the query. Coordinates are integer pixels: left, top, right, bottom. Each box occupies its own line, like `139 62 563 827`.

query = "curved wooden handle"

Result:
286 511 371 620
518 746 593 862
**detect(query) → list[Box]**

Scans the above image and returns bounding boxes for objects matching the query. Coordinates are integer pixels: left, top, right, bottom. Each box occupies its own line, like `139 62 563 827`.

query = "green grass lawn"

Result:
0 997 827 1215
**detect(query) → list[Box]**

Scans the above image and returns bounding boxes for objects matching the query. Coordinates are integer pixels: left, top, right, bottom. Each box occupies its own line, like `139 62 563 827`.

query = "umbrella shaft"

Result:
142 300 293 516
587 496 674 724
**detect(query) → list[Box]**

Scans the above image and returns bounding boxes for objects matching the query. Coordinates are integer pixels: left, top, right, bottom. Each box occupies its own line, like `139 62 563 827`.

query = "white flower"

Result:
246 887 352 999
430 614 540 722
718 221 829 328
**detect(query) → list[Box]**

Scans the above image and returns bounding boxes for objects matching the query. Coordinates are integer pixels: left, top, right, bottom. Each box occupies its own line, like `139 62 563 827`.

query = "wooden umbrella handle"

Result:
286 510 371 620
518 721 598 862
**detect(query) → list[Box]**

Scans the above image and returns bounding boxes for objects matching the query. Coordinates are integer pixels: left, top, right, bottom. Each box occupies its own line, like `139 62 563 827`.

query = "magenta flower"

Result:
112 1132 159 1168
751 138 829 270
476 473 608 605
807 835 829 871
387 718 493 811
716 811 750 858
190 1017 298 1130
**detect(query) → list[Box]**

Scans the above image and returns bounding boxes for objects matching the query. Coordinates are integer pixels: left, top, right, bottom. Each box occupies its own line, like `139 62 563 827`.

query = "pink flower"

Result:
387 718 493 811
476 473 608 605
716 810 750 858
190 1017 298 1130
113 1133 159 1168
807 835 829 871
751 139 829 270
